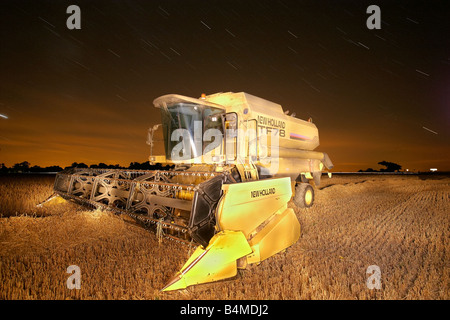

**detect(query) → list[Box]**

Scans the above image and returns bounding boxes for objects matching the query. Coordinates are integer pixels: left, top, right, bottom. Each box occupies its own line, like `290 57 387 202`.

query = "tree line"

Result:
0 161 171 174
358 161 402 172
0 159 405 174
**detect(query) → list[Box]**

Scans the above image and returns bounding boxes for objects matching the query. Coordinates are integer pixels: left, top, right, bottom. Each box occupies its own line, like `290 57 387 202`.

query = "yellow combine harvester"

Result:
52 92 333 291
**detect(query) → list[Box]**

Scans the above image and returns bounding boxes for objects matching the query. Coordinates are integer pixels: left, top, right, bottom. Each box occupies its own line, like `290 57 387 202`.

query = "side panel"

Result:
217 177 292 238
259 157 323 179
247 207 300 264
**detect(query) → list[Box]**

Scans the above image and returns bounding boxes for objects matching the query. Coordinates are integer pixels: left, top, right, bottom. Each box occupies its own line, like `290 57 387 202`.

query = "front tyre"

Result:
293 183 314 208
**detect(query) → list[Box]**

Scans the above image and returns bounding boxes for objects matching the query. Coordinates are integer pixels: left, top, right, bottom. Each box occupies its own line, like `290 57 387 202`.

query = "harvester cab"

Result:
52 92 333 291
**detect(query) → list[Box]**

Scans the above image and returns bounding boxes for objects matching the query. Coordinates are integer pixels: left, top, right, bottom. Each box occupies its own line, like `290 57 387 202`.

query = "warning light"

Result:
200 93 206 100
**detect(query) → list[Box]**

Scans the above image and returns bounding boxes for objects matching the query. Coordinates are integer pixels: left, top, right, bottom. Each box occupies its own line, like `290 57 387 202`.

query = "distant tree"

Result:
126 161 172 170
13 161 30 172
97 162 108 168
128 162 141 169
0 163 8 174
153 162 163 170
30 165 43 172
44 165 63 172
378 161 402 172
139 161 153 170
71 162 88 168
358 168 376 172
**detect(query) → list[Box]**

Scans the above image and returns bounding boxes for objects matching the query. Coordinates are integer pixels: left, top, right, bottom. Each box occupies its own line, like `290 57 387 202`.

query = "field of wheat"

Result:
0 173 448 300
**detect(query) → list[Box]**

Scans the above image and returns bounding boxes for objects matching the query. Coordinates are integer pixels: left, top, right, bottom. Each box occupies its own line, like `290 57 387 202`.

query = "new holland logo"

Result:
250 188 276 198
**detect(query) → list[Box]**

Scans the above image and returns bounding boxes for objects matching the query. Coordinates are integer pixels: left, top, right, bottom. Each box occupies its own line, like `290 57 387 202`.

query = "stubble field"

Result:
0 173 448 300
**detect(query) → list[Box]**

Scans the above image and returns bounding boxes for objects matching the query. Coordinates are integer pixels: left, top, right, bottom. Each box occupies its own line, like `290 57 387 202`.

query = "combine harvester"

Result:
51 92 333 291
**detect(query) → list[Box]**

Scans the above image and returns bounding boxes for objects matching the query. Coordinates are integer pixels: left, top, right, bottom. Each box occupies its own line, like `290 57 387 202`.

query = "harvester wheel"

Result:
293 183 314 208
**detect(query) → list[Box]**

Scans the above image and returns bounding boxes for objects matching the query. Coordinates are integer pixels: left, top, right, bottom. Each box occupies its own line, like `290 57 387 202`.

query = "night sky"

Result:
0 0 449 171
